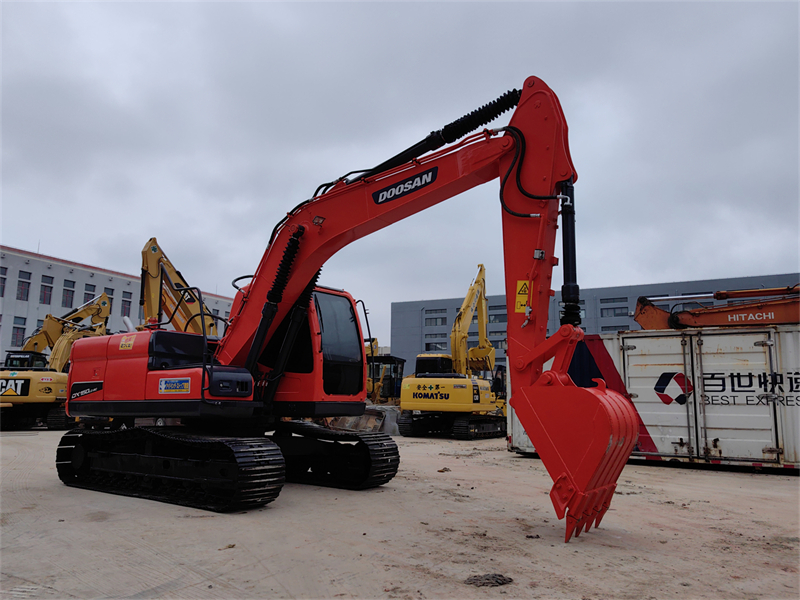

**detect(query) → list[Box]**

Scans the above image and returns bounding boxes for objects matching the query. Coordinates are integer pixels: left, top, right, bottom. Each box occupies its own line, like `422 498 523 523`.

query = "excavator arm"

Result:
140 238 218 335
450 264 494 376
216 76 638 540
634 285 799 329
22 293 111 354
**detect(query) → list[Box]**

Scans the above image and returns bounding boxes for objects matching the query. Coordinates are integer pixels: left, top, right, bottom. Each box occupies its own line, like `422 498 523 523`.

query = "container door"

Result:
694 330 780 463
622 333 699 458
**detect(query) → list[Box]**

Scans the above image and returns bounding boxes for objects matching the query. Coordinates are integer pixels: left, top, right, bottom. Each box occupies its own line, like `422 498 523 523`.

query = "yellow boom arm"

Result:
450 264 495 376
140 238 217 336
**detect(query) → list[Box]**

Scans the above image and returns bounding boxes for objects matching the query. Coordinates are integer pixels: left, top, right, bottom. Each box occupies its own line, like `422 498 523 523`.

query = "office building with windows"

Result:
390 273 798 369
0 246 233 357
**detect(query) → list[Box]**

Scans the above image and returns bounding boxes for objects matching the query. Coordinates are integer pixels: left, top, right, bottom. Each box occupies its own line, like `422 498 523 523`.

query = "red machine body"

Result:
64 76 639 541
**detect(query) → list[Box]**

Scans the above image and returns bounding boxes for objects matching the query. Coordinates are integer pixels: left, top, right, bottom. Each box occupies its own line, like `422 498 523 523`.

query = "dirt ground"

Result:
1 430 798 600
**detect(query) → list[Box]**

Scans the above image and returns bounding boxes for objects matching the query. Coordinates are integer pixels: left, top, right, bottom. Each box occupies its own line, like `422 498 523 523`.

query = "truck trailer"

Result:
509 324 799 469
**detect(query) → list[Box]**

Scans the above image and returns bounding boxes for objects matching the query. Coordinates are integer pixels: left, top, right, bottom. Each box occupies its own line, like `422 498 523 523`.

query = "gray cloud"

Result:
2 1 797 343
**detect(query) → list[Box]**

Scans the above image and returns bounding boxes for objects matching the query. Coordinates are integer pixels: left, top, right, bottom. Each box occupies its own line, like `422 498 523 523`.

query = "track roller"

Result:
271 420 399 490
56 427 285 511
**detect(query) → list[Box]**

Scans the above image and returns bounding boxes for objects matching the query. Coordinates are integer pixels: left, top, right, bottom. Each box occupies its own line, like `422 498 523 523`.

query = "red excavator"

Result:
58 76 639 542
634 285 799 330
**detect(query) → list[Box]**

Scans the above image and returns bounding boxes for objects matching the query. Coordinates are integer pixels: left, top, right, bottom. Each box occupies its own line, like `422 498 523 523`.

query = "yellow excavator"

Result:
0 294 111 430
139 237 219 336
398 264 506 439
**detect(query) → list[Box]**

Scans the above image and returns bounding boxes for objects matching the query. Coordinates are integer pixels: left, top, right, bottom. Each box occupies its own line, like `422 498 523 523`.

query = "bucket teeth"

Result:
514 377 640 543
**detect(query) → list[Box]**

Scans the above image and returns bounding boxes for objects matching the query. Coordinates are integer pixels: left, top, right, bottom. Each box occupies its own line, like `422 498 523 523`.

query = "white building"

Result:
0 245 233 357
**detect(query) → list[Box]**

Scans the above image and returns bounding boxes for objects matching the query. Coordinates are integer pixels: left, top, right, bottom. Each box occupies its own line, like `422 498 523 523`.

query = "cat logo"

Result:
0 379 30 396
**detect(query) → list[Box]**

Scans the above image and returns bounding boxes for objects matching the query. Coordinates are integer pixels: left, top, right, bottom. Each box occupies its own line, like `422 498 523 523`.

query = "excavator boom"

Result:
635 285 799 330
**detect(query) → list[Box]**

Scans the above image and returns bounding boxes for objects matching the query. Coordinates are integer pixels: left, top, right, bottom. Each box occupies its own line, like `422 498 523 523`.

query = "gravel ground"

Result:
1 429 798 599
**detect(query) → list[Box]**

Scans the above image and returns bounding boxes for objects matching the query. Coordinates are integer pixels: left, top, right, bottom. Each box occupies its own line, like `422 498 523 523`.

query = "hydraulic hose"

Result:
353 88 522 182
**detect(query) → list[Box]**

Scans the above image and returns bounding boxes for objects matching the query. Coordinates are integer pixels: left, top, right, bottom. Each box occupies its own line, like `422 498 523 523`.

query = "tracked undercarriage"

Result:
56 420 399 511
398 411 506 440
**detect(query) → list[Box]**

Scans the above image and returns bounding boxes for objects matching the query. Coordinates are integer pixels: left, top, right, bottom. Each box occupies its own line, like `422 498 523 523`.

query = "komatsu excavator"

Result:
398 264 506 439
0 294 111 430
58 76 639 542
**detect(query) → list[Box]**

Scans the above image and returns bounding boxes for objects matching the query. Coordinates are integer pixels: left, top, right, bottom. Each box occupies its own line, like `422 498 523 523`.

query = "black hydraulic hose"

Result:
257 270 321 406
497 127 561 219
231 274 254 291
244 227 306 374
267 227 306 303
349 88 522 183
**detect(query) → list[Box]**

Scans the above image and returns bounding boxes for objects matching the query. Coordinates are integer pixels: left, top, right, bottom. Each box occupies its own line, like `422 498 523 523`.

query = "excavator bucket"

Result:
512 374 639 542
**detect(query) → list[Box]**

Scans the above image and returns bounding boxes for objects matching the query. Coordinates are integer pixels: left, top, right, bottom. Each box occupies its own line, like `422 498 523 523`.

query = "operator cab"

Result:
4 351 49 370
414 354 465 379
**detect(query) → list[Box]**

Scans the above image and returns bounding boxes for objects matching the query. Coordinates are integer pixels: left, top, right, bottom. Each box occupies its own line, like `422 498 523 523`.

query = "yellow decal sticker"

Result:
515 280 529 313
119 335 136 351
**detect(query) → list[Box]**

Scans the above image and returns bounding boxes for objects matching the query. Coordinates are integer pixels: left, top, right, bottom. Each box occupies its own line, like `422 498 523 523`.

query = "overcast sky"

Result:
2 1 798 343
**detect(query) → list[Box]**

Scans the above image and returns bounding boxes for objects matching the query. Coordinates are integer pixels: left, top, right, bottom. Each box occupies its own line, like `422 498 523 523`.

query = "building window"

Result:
39 276 53 305
0 266 6 298
488 305 505 311
601 325 629 332
104 288 114 311
600 297 627 304
494 339 508 350
64 280 75 289
424 333 447 339
11 327 26 347
37 319 44 329
489 331 506 337
425 317 447 327
600 307 628 318
467 340 480 349
425 342 447 351
424 308 447 314
85 283 96 293
122 291 132 300
225 311 230 318
84 292 95 303
16 280 30 301
121 299 132 318
62 288 74 309
11 317 26 347
488 314 507 323
212 309 219 316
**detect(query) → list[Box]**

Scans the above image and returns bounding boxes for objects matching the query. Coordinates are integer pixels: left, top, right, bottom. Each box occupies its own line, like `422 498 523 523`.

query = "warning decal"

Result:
515 280 529 313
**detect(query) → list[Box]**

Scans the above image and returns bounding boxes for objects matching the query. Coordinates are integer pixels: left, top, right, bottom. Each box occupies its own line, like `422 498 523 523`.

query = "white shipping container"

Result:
508 325 799 469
